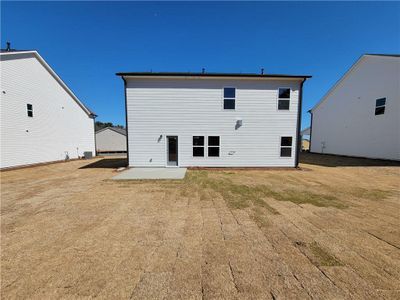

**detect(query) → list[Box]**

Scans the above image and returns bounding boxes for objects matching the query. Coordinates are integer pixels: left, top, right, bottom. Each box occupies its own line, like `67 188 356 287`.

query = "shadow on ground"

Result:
80 158 127 169
300 152 400 167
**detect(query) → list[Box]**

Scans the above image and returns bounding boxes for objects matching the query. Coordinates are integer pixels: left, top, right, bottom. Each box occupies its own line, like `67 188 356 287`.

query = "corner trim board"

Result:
123 78 130 167
309 111 313 152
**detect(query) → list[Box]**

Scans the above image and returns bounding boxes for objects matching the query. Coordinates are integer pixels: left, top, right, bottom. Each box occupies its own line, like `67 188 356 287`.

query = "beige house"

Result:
95 127 127 154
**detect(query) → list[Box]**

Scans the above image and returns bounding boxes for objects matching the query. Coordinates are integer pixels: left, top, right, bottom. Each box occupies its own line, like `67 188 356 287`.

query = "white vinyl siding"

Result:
96 128 127 152
0 53 95 169
311 55 400 161
125 77 301 167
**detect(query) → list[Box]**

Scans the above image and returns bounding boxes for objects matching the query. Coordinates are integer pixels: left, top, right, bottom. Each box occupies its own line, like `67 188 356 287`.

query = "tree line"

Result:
95 121 124 131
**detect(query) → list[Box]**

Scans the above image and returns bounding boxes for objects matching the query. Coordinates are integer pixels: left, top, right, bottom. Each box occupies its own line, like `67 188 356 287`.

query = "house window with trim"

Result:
27 104 33 117
375 98 386 115
224 88 235 110
280 137 292 157
208 136 220 157
193 136 205 157
278 88 290 110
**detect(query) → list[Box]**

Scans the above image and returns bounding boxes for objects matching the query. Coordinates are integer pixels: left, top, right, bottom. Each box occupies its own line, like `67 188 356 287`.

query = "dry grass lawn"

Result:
1 153 400 299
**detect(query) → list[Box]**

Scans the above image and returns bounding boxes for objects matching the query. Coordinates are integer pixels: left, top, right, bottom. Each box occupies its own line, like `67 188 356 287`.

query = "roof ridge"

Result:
96 126 126 135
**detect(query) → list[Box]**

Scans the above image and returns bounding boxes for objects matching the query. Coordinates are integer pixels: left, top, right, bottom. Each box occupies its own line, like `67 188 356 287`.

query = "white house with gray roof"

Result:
309 54 400 161
117 72 311 168
0 48 96 169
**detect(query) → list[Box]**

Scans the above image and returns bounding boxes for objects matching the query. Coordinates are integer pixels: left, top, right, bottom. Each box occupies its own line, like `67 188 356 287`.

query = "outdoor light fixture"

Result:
235 118 243 130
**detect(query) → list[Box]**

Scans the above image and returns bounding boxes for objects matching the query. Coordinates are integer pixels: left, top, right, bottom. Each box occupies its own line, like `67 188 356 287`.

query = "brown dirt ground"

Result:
1 153 399 299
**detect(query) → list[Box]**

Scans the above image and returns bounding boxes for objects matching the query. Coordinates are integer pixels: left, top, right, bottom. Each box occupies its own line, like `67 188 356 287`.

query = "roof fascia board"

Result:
120 75 309 81
364 54 400 57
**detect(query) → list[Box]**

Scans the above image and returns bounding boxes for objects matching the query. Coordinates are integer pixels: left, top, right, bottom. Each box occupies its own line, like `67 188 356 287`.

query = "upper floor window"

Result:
193 136 205 157
27 104 33 117
224 88 235 110
278 88 290 110
208 136 220 157
280 136 293 157
375 98 386 115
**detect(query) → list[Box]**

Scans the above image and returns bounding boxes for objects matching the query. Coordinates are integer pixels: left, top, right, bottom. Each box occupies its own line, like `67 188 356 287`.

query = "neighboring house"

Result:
117 72 311 168
309 54 400 161
300 127 310 151
95 127 127 154
0 48 96 169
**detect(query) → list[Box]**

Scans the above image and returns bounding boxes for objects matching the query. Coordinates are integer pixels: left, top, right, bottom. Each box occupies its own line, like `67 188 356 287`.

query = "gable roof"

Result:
116 71 311 80
96 126 126 136
310 54 400 113
0 50 96 118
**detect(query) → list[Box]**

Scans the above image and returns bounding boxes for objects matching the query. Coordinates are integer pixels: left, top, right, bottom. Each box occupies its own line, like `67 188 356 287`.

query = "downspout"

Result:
308 110 313 153
93 114 97 156
123 77 130 167
295 78 305 168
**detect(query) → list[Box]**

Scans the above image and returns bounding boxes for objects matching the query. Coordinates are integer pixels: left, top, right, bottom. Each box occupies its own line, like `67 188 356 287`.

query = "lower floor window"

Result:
193 136 205 157
193 136 220 157
280 136 292 157
208 136 220 157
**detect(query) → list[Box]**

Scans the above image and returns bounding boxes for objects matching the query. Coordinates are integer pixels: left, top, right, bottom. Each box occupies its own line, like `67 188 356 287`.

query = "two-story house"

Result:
116 72 311 168
309 54 400 161
1 48 96 169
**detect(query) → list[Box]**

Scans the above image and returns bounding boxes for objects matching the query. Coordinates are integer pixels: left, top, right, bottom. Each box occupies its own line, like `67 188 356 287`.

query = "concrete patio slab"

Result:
112 167 187 180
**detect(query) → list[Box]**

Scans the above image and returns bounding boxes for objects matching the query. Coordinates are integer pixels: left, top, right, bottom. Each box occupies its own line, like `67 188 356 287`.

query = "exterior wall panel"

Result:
96 128 127 152
311 56 400 161
0 53 95 169
125 77 301 167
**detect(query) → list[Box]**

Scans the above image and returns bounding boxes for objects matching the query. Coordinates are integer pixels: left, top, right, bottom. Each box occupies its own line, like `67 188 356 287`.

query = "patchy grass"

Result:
251 207 270 228
182 171 345 210
295 241 342 267
309 242 342 267
2 155 399 298
349 187 393 201
271 190 347 209
183 171 279 212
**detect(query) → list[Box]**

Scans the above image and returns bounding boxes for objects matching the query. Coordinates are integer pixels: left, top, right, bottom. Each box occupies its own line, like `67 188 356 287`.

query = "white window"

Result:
193 136 204 157
208 136 220 157
280 137 292 157
27 104 33 117
375 98 386 115
278 88 290 110
223 88 235 110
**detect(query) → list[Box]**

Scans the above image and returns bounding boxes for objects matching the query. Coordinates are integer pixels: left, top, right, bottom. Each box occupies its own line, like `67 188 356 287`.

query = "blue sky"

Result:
2 1 399 129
